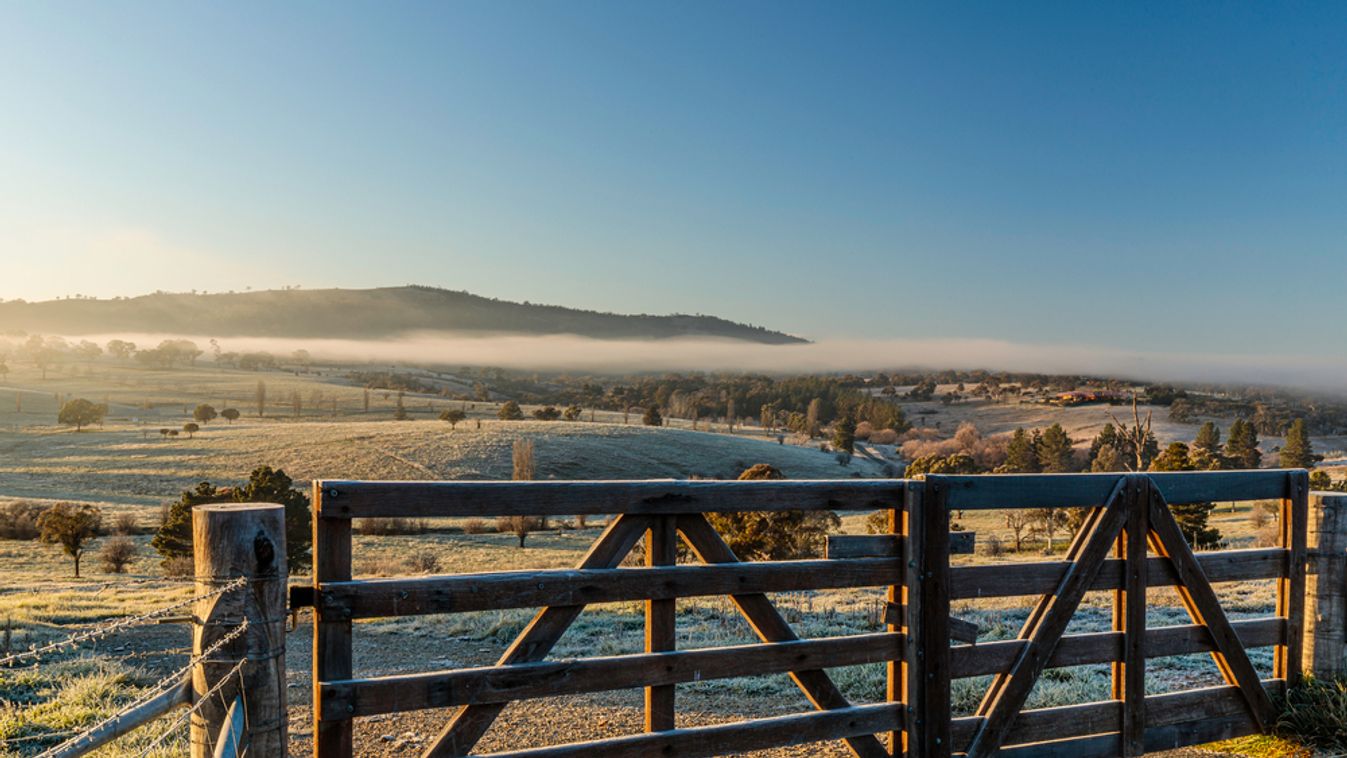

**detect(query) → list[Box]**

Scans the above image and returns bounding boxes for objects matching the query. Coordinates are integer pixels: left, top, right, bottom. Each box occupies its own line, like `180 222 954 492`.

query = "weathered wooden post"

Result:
192 503 288 757
1305 492 1347 678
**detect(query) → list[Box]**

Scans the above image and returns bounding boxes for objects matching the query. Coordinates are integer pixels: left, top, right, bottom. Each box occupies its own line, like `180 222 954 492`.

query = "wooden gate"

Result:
302 470 1308 757
912 470 1308 758
306 479 909 757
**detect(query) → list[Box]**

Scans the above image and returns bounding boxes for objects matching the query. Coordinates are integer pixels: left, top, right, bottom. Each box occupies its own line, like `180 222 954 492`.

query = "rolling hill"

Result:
0 286 806 343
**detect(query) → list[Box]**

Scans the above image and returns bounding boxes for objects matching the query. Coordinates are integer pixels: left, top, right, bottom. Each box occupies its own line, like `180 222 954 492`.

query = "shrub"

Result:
1275 676 1347 752
112 512 138 535
0 501 43 540
356 518 429 535
496 515 541 547
498 400 524 420
162 555 194 578
100 536 138 573
153 466 312 573
854 421 874 440
404 550 440 574
462 518 492 534
980 534 1004 558
704 465 840 560
869 428 899 445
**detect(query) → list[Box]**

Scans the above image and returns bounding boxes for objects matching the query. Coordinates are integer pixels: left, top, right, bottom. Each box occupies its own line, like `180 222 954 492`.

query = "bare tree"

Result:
1107 395 1153 471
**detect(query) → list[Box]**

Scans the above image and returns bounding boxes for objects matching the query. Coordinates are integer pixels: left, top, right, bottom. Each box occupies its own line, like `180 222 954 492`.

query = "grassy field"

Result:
0 359 1329 755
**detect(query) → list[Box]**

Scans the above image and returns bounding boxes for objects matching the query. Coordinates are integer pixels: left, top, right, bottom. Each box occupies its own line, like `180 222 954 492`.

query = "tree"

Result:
805 398 822 438
1108 397 1158 471
152 466 312 573
642 405 663 427
193 404 218 424
498 400 524 420
439 408 467 429
182 422 200 438
106 339 136 359
1151 442 1195 473
100 535 138 573
1029 508 1069 553
255 380 267 418
221 407 240 424
1280 419 1316 469
1037 423 1075 473
1088 424 1120 468
1001 428 1040 473
512 439 536 481
1150 441 1221 548
38 503 102 577
1225 418 1262 470
705 464 840 560
1091 444 1124 472
496 516 539 548
1191 422 1225 470
563 405 583 421
832 414 856 455
1004 511 1032 552
58 398 107 431
532 406 562 421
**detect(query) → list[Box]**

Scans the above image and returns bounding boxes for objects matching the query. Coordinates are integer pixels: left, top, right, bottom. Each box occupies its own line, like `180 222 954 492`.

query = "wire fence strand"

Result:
135 657 249 757
0 576 247 667
31 619 250 758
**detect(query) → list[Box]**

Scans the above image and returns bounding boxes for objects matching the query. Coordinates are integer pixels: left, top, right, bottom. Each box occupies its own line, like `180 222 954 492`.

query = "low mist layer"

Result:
62 331 1347 392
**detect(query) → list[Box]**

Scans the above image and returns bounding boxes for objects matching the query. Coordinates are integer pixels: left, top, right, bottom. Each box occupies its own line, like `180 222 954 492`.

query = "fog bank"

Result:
58 331 1347 392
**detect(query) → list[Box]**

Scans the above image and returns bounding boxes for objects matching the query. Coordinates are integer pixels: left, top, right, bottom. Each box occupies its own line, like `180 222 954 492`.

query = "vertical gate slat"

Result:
1278 470 1309 685
313 484 354 758
886 496 905 756
919 479 951 758
1116 476 1148 756
645 516 677 732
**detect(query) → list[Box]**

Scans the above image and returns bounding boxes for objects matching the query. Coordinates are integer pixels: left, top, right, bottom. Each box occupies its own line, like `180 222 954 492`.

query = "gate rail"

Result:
305 471 1314 758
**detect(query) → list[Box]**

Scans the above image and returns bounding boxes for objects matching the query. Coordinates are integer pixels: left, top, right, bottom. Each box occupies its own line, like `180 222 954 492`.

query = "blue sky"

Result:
2 2 1345 355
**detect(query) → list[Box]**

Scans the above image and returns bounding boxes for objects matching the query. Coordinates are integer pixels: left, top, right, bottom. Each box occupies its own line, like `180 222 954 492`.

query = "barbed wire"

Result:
0 729 79 748
33 619 250 758
0 576 247 667
134 656 249 757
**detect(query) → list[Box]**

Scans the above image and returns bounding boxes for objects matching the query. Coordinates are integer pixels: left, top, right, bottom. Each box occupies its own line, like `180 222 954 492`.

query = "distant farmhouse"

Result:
1053 389 1127 406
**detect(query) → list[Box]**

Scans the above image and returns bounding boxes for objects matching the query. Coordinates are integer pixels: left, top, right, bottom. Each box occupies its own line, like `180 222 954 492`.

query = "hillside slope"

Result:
0 286 805 343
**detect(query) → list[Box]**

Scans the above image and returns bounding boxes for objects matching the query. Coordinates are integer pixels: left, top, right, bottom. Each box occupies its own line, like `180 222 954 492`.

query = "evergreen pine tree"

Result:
1037 423 1075 473
1279 418 1316 469
1225 418 1262 469
1191 422 1224 470
832 414 856 454
1001 428 1040 472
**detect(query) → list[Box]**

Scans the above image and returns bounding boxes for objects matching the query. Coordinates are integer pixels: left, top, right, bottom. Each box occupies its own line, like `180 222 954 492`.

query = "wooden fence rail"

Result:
301 470 1332 758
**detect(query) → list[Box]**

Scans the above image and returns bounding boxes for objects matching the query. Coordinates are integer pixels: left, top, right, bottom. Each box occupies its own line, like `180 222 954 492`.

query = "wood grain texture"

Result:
313 480 353 758
1278 471 1309 685
949 617 1283 679
314 479 904 518
321 632 905 719
918 479 952 758
483 704 904 758
676 514 889 758
1305 492 1347 677
1147 489 1276 732
930 469 1291 511
423 515 650 757
644 516 677 732
964 478 1130 758
1117 479 1148 756
322 558 899 619
949 547 1286 599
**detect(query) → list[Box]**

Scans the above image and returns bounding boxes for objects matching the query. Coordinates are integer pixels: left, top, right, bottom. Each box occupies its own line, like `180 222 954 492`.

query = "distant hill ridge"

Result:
0 286 807 344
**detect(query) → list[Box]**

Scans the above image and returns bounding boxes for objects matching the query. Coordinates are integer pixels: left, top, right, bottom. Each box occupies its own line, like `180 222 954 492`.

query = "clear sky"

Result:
2 2 1345 355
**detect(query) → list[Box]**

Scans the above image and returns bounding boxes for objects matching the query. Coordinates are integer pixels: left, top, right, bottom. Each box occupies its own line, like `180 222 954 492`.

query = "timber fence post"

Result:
1305 492 1347 678
192 502 289 757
